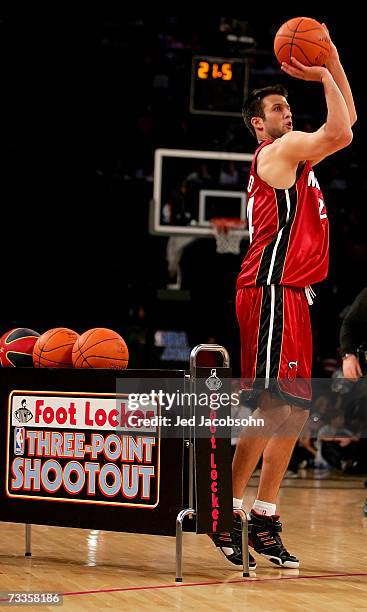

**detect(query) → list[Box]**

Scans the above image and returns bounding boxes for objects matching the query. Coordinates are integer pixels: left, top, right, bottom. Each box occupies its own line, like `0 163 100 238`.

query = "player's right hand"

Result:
322 23 339 64
281 57 329 82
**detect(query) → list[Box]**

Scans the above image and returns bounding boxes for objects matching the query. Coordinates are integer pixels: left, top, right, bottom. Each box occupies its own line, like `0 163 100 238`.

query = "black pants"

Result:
321 439 367 473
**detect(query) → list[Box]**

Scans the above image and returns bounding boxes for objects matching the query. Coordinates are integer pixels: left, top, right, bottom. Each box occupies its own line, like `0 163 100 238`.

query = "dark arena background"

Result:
0 12 366 610
0 13 365 374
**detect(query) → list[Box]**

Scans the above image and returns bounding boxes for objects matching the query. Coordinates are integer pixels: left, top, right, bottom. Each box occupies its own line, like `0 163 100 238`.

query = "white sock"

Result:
233 496 243 509
252 499 276 516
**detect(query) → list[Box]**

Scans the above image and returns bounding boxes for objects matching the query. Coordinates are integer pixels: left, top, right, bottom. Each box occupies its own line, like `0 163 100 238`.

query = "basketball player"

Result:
212 29 357 569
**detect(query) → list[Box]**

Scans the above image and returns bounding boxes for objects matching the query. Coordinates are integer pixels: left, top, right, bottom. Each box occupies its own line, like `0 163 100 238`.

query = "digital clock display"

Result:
197 61 233 81
190 56 248 116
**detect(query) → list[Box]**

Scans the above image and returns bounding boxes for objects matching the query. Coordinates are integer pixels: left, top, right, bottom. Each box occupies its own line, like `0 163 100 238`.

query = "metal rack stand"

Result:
175 344 249 581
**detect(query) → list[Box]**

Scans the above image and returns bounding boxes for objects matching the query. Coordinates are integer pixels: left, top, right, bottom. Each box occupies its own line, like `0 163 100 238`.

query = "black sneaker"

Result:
210 515 256 570
248 510 299 568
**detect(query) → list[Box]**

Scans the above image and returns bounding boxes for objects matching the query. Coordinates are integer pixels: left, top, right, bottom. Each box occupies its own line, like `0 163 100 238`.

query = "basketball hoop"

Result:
210 217 246 254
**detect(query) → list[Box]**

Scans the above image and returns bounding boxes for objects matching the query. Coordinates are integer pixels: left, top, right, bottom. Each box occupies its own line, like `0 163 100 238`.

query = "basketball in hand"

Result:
274 17 331 67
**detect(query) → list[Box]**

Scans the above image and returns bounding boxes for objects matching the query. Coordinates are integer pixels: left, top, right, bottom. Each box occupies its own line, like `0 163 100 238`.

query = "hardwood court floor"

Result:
0 474 366 611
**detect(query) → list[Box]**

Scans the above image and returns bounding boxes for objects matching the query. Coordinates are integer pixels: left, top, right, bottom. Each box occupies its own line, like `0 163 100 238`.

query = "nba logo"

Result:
14 427 25 456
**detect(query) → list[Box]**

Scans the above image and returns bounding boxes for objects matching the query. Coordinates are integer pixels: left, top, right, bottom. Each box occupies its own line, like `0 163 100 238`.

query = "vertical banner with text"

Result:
193 367 233 534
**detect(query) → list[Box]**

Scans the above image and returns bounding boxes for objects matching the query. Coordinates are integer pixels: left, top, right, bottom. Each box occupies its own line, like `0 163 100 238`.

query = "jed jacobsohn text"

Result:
127 390 240 411
126 414 264 428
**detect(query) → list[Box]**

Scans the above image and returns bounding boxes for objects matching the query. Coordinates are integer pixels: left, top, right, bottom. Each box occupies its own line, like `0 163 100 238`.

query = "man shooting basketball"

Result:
212 27 356 569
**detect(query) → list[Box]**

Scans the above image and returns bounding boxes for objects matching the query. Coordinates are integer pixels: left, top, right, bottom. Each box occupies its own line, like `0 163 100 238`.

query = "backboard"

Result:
150 148 253 237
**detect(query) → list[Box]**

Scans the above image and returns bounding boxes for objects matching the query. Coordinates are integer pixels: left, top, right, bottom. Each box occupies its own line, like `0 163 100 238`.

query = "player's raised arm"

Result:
322 23 357 127
276 59 352 163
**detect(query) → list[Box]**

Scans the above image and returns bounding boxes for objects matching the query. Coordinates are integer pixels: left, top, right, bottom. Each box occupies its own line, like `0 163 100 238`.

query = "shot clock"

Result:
197 60 233 81
190 56 248 116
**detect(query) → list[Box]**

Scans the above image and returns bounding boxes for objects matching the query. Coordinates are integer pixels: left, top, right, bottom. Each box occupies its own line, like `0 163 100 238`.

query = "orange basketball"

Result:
274 17 330 67
33 327 79 368
72 328 129 369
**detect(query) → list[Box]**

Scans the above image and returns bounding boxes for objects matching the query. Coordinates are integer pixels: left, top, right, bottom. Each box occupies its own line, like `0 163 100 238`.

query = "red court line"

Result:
1 571 365 603
60 572 367 598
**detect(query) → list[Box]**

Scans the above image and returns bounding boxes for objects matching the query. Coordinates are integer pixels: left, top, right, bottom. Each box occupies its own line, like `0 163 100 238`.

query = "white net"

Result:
211 218 246 254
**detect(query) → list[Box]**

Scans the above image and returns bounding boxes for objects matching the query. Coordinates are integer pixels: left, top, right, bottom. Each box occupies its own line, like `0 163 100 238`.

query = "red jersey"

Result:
237 140 329 289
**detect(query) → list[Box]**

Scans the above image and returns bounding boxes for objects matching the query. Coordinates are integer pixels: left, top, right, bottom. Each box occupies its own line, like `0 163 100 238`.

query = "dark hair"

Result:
242 84 288 138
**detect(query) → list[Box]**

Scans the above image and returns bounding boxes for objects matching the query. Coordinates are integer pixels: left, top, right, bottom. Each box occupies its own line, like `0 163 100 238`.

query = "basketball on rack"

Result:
33 327 80 368
0 328 40 367
72 328 129 369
